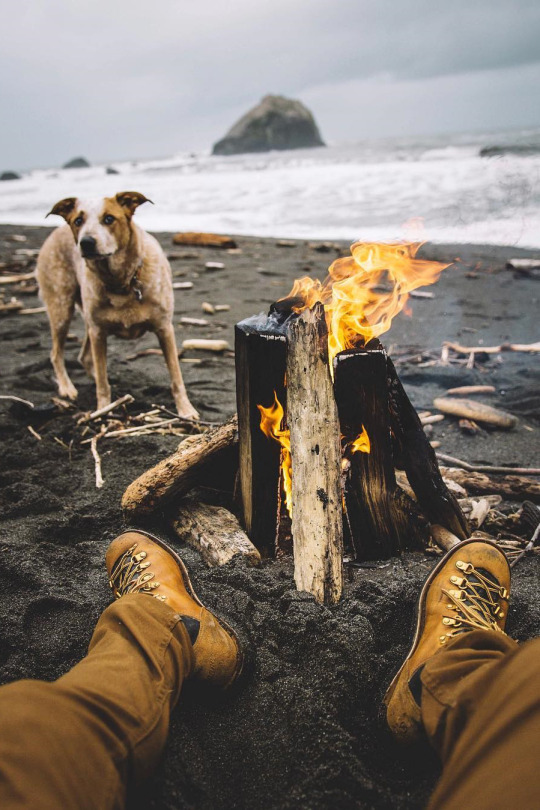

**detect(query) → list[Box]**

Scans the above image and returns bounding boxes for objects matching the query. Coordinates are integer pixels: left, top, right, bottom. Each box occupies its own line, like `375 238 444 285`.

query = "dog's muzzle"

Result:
80 235 98 259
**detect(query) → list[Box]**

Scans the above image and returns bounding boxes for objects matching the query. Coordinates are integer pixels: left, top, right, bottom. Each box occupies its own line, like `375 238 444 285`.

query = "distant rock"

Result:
480 144 540 158
0 171 21 181
63 156 90 169
212 94 325 156
105 166 119 175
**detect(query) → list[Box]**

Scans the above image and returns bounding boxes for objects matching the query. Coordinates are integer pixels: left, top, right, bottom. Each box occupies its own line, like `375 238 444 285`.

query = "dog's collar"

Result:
96 258 144 301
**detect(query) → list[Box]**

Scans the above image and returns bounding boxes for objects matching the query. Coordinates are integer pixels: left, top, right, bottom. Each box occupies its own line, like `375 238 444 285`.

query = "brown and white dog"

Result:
37 191 198 419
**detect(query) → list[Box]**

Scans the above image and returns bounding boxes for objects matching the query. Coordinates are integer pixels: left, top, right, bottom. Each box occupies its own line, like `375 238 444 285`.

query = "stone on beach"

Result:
62 156 91 169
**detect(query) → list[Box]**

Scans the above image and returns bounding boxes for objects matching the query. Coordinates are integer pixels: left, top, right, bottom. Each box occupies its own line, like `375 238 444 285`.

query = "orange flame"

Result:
351 424 371 454
282 241 449 366
257 392 292 518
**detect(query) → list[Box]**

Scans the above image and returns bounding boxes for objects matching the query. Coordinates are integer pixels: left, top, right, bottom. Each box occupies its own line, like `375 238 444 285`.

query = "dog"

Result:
36 191 198 419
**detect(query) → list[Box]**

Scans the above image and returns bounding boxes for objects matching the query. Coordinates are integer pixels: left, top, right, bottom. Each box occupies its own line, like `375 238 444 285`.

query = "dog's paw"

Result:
59 381 78 401
177 401 200 421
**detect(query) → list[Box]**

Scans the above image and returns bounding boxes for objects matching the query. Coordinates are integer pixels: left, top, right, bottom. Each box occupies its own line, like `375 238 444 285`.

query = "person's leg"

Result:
0 530 243 810
0 595 191 810
421 632 540 809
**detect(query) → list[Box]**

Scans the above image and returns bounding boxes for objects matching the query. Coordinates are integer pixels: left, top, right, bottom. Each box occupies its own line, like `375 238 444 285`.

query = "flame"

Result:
257 393 292 518
282 241 449 366
351 424 371 454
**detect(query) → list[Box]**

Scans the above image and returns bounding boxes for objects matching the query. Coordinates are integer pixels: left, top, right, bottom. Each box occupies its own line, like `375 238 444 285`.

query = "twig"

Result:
446 385 496 395
509 522 540 568
444 341 540 355
436 453 540 476
90 435 104 488
100 417 181 439
151 403 219 427
19 306 47 315
78 394 134 424
27 425 42 440
0 272 36 284
0 394 35 408
420 414 445 425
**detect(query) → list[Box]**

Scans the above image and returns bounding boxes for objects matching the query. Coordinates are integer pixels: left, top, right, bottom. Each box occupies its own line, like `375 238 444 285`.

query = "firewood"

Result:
235 317 287 556
433 397 517 429
335 344 426 559
171 502 261 567
287 304 343 604
386 356 469 540
172 232 237 249
121 415 238 514
440 467 540 504
431 524 461 552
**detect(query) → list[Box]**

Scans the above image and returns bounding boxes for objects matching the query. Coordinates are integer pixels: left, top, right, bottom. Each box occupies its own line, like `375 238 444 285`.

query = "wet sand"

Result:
0 224 539 810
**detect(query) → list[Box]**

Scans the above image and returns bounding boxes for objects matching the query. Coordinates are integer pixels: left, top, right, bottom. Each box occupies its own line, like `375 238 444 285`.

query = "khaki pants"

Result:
0 598 538 809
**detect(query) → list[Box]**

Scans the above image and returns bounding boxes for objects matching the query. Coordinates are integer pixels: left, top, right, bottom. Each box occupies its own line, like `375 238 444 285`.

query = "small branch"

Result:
78 394 134 424
27 425 42 440
0 394 35 408
444 340 540 355
446 385 496 395
90 436 104 488
509 522 540 569
0 272 36 284
436 453 540 476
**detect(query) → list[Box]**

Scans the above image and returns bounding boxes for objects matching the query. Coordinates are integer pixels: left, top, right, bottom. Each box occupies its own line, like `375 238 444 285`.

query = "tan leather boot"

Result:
384 538 510 742
106 530 243 689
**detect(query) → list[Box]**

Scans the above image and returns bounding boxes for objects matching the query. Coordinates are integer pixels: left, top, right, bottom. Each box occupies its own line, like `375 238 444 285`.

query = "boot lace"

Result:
439 559 508 646
109 543 167 602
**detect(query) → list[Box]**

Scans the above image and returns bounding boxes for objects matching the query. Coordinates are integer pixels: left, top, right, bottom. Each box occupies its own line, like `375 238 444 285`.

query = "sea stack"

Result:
212 94 325 156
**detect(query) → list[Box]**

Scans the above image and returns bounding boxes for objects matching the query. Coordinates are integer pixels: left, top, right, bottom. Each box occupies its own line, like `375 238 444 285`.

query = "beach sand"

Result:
0 224 539 810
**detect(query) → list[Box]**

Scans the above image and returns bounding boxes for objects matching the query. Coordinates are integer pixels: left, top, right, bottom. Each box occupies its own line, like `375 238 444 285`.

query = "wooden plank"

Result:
286 304 343 604
334 344 425 560
235 317 287 556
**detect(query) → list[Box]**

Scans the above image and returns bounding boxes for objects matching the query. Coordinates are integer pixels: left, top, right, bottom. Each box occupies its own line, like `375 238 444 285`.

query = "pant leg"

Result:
0 594 193 810
420 630 540 810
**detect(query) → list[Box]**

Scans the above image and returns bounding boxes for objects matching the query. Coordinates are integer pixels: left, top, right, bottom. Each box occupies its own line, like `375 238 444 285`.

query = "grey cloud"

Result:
0 0 539 167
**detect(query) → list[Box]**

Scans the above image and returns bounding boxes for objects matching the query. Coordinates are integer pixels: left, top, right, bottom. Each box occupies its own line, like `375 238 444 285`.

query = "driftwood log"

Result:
122 415 238 515
433 397 517 429
172 232 237 249
172 502 261 567
440 467 540 504
286 304 343 604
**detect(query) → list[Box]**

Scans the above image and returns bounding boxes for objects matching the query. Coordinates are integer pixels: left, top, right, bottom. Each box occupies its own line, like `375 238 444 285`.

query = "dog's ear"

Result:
115 191 153 217
46 197 77 220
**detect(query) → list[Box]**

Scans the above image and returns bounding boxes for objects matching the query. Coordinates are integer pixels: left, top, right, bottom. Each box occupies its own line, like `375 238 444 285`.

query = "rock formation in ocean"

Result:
1 171 21 181
212 95 325 156
105 166 119 175
480 144 540 158
63 157 91 169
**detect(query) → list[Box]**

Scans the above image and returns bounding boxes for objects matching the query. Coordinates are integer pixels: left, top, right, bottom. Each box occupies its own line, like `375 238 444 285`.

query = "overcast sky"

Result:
1 0 540 170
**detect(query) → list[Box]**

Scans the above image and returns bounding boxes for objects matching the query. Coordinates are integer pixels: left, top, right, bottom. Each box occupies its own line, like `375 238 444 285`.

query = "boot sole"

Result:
384 537 509 706
120 527 244 689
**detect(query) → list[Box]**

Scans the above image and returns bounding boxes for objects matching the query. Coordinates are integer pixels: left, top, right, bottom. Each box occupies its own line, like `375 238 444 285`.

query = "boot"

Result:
385 538 510 742
106 530 243 689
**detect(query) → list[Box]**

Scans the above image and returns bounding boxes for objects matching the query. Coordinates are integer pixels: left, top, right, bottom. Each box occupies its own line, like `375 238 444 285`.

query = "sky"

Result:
1 0 540 170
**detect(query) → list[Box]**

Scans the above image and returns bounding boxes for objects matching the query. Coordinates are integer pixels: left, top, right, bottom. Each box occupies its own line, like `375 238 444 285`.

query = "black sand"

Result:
0 225 539 809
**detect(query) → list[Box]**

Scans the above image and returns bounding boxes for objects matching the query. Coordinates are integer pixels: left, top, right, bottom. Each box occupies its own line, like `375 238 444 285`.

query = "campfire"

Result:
235 242 468 603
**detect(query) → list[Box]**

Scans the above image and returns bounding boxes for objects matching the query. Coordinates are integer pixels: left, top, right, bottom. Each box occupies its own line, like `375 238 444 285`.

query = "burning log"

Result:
235 315 287 556
121 415 238 515
172 502 261 567
287 304 343 604
334 342 426 559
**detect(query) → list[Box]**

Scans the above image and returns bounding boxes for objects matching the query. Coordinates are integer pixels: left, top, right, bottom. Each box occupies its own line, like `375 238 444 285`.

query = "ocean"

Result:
1 128 540 247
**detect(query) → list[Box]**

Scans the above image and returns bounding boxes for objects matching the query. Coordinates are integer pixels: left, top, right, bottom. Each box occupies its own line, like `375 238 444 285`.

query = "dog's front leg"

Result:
156 324 199 419
89 328 111 410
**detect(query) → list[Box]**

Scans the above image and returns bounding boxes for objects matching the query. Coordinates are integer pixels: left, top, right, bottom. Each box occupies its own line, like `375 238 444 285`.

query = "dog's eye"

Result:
103 214 115 226
74 216 84 227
